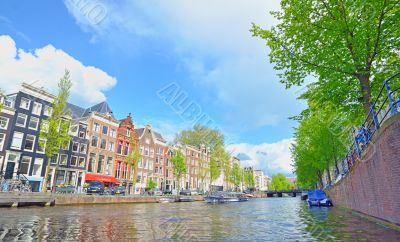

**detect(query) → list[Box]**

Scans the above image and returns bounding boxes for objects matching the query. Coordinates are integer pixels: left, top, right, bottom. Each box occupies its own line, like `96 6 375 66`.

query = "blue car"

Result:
307 190 333 207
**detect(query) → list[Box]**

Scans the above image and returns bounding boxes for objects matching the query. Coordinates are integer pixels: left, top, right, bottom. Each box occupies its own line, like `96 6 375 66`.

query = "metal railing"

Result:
332 72 400 185
0 171 32 192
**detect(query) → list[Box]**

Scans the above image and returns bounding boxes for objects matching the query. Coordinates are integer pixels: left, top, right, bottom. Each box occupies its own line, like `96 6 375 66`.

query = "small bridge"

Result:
0 192 55 207
265 189 303 198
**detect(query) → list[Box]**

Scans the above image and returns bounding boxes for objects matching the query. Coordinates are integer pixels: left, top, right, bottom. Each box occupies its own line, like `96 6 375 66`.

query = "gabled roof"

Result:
135 125 167 144
66 101 115 119
82 101 114 118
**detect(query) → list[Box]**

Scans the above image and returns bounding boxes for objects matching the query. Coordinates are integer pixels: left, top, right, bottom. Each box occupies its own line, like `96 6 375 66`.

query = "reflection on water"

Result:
0 198 399 241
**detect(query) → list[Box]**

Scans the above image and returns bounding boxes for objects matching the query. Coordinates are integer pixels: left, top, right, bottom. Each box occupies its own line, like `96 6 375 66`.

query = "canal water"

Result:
0 197 399 241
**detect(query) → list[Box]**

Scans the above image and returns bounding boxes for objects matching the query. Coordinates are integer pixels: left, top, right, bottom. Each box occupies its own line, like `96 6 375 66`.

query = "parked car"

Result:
148 188 163 196
113 186 126 195
86 181 105 195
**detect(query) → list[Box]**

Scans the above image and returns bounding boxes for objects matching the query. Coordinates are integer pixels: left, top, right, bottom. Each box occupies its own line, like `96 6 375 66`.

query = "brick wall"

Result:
326 114 400 225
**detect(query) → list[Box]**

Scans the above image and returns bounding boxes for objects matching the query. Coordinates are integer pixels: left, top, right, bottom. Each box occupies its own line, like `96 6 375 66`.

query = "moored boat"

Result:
205 192 249 204
307 190 333 207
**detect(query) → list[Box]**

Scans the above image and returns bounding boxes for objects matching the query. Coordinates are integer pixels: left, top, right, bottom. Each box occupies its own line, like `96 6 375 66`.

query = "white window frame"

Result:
0 116 9 130
78 157 86 168
0 133 5 151
80 143 87 154
19 156 32 175
24 134 36 152
110 128 116 138
59 154 68 165
51 154 59 164
70 155 78 166
102 125 108 135
37 138 46 154
16 113 28 127
93 123 100 132
108 142 115 152
20 97 31 110
28 116 40 130
72 142 79 152
32 158 43 177
43 105 51 116
32 102 42 116
11 132 24 150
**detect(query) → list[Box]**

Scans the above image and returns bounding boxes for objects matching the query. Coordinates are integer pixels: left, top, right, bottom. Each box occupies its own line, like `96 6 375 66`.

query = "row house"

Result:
0 95 16 177
1 83 54 192
182 145 211 191
135 124 168 194
68 102 119 187
48 119 89 192
114 113 136 194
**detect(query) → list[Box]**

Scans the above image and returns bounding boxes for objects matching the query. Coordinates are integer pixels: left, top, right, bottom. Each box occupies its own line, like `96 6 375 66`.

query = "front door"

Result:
4 162 15 179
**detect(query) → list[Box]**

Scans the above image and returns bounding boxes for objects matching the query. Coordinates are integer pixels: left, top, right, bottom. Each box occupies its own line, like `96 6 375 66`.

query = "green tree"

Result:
270 173 292 191
197 156 209 192
125 133 142 194
0 89 4 112
171 150 187 195
251 0 400 116
146 177 157 190
40 70 72 192
243 170 255 189
174 124 224 150
209 153 221 189
231 163 242 190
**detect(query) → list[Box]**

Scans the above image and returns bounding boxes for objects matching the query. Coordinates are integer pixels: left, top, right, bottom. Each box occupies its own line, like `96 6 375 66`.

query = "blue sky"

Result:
0 0 305 176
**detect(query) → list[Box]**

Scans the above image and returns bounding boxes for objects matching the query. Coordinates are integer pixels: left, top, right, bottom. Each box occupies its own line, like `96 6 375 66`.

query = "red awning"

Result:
85 173 119 183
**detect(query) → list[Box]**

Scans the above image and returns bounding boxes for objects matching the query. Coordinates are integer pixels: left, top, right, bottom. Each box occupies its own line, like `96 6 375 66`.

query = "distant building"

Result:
0 94 15 176
262 175 271 191
254 170 264 191
135 124 168 194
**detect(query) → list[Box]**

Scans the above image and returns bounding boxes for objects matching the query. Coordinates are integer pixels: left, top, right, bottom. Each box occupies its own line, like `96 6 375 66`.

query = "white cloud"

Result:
64 0 305 130
227 138 295 176
0 35 117 105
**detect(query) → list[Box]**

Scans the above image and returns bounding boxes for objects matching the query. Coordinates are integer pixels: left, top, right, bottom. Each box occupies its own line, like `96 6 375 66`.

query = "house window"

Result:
19 156 31 175
110 128 116 138
32 102 42 115
20 97 31 110
0 133 5 150
72 142 79 152
117 142 123 154
124 143 129 156
59 154 68 165
41 120 49 133
79 131 85 139
28 116 39 130
32 158 43 176
102 125 108 135
80 143 87 154
70 156 78 166
62 141 70 150
108 142 115 152
43 105 51 116
0 117 9 129
37 138 46 153
91 136 98 147
100 139 106 149
16 113 27 127
88 153 95 172
70 125 78 135
126 129 131 137
79 157 85 167
97 155 104 173
93 123 100 132
138 159 142 168
24 134 35 152
51 154 58 164
106 157 113 175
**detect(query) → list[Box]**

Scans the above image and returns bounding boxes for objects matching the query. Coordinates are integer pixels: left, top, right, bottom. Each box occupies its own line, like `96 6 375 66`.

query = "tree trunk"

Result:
41 162 51 192
357 74 372 116
326 166 332 185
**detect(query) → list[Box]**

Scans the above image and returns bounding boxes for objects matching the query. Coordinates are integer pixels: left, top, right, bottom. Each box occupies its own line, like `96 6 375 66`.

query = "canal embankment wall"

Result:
326 114 400 226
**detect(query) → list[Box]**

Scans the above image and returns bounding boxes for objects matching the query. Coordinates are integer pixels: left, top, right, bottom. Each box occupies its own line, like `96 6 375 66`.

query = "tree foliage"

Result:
146 177 157 190
171 150 187 194
252 0 400 116
243 170 255 189
125 133 142 192
270 173 292 191
230 163 242 189
174 124 224 150
40 70 72 192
